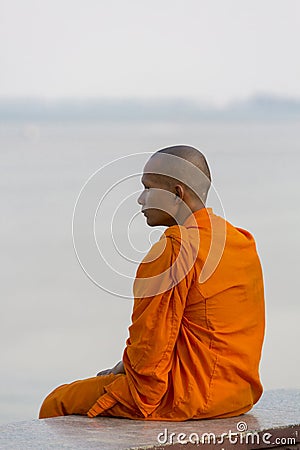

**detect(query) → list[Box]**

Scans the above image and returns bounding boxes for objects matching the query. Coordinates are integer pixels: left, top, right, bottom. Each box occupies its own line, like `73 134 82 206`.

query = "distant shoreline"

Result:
1 95 300 121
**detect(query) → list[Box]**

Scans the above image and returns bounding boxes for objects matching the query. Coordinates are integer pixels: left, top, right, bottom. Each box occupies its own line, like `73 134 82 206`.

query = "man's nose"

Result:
137 191 145 205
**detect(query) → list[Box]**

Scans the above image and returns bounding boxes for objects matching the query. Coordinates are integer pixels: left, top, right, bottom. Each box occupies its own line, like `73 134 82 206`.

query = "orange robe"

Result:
39 208 265 421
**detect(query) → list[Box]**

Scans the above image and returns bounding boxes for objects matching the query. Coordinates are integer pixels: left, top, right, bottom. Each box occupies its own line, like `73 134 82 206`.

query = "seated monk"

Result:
39 145 265 421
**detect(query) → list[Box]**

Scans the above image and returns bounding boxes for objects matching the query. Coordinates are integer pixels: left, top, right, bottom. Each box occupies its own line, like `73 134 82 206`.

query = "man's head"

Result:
138 145 211 227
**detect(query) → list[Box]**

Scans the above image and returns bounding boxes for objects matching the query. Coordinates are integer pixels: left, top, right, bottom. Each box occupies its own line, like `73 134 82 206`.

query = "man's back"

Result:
167 208 265 419
91 208 265 420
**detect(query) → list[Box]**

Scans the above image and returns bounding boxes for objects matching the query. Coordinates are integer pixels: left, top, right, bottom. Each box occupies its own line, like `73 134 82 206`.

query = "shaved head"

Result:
139 145 211 226
156 145 211 185
149 145 211 203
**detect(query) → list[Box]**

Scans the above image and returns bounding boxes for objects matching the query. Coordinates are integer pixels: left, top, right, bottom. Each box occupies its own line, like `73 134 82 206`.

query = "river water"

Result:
1 119 299 424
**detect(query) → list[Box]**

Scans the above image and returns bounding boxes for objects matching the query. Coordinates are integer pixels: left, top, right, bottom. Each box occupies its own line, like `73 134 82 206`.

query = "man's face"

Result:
137 172 178 227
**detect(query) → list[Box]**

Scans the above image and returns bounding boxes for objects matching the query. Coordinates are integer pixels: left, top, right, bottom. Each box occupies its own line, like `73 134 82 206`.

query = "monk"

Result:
39 145 265 421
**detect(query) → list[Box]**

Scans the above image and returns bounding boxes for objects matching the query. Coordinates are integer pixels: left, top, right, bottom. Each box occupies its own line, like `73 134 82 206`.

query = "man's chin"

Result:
143 212 160 227
145 216 157 227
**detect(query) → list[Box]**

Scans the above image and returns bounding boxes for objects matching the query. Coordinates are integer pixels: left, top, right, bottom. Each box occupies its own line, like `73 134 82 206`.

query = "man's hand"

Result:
97 360 125 376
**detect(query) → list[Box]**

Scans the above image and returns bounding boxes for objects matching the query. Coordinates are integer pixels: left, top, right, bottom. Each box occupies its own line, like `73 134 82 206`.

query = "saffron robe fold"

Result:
87 208 265 420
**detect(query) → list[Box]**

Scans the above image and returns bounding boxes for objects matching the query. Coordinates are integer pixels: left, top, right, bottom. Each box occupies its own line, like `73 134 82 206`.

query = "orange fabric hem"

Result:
88 392 117 418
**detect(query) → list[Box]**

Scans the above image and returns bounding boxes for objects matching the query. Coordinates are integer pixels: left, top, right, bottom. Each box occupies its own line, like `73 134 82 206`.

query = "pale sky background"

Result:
0 0 299 106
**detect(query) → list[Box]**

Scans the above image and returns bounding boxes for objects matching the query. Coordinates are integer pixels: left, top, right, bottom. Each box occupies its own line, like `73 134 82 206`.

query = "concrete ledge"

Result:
0 389 299 449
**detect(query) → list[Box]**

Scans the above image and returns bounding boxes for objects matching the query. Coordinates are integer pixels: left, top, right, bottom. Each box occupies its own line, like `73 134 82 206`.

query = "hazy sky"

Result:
1 0 299 105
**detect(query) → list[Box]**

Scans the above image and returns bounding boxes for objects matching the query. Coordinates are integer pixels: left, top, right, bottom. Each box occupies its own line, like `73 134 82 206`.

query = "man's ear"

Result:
175 184 184 199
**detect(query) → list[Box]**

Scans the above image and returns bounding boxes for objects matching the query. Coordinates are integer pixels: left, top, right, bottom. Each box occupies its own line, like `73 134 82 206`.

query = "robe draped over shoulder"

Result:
88 208 265 421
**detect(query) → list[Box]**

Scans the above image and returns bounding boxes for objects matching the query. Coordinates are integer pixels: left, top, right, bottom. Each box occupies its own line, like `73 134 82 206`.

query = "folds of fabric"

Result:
86 208 265 420
39 374 120 419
